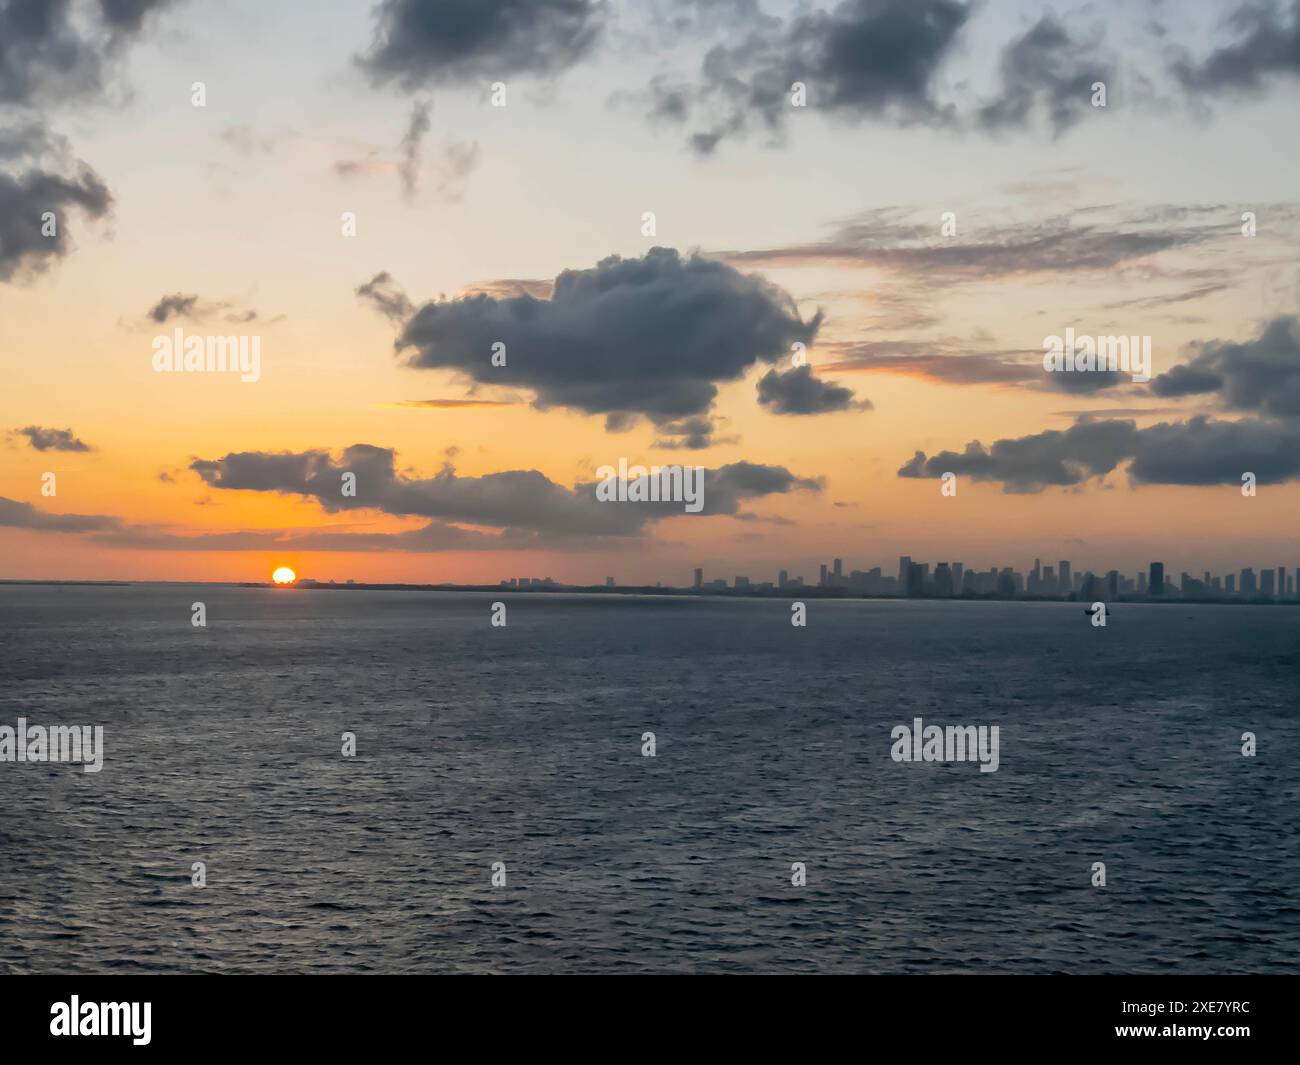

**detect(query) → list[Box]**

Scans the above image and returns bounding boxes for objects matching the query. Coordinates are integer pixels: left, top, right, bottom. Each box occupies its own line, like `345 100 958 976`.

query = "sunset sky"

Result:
3 0 1299 585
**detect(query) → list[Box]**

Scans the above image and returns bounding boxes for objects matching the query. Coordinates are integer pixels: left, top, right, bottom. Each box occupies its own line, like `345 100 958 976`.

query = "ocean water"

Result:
0 584 1297 974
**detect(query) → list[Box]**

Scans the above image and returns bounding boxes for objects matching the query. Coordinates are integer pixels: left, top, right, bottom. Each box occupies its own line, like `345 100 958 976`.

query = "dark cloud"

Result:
356 271 414 321
0 0 173 107
147 292 200 322
190 444 822 539
659 0 970 153
13 425 94 452
756 365 870 414
900 412 1300 492
359 0 605 89
898 419 1140 493
978 16 1112 136
1126 415 1300 486
376 247 821 430
1043 368 1129 394
144 292 272 325
1173 2 1300 95
0 122 112 282
98 0 174 33
649 415 737 450
0 495 118 531
1151 316 1300 417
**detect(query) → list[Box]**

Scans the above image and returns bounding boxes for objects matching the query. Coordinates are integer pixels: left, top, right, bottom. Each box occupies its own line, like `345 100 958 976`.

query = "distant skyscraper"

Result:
819 563 828 587
1226 573 1236 595
693 568 703 589
899 556 912 586
1148 562 1164 596
778 569 788 589
951 562 963 596
934 562 954 597
906 562 926 597
833 558 843 584
1262 568 1275 598
1241 568 1257 596
1058 561 1071 595
1107 570 1119 599
1138 572 1147 594
1278 567 1287 599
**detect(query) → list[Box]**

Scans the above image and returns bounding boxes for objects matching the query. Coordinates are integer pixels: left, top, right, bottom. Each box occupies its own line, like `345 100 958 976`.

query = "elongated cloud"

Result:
0 496 119 531
721 206 1220 279
13 425 94 452
191 444 823 538
756 366 869 415
900 415 1300 492
359 0 604 89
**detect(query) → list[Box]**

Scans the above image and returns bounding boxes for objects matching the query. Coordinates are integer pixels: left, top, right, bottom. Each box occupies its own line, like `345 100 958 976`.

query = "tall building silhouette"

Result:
1149 562 1165 596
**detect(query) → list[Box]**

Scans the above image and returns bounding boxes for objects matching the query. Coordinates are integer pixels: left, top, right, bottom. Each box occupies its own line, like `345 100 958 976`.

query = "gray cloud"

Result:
0 123 112 282
144 291 272 325
0 0 173 107
398 99 430 200
1173 2 1300 95
375 247 821 430
657 0 970 153
720 206 1220 280
978 16 1113 136
756 365 870 414
190 444 823 539
648 415 734 450
13 425 94 452
147 292 200 322
898 418 1140 493
1151 316 1300 417
359 0 605 89
900 413 1300 492
0 495 118 531
356 271 414 321
334 107 480 204
1126 415 1300 486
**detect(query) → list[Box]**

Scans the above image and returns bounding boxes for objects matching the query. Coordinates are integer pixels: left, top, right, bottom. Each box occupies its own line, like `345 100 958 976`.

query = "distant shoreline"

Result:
3 577 1296 607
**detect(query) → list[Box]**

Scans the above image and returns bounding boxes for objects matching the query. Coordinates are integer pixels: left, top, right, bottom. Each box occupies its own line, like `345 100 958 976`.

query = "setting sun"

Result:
272 567 297 585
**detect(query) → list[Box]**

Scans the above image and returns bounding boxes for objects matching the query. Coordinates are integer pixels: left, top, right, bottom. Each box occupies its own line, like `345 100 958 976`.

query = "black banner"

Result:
1 975 1285 1052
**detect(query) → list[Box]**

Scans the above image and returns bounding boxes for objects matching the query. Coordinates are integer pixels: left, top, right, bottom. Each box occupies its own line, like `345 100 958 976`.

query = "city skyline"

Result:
681 554 1300 600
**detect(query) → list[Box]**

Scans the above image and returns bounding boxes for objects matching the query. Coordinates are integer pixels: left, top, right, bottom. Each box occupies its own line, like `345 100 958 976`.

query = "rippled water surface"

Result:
1 585 1297 973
